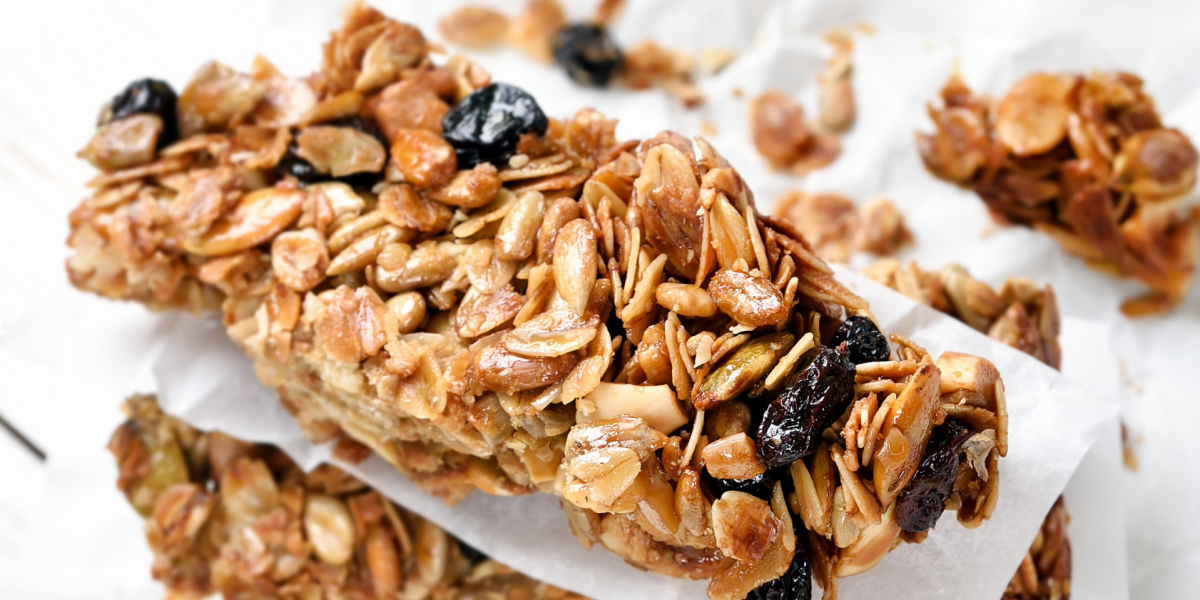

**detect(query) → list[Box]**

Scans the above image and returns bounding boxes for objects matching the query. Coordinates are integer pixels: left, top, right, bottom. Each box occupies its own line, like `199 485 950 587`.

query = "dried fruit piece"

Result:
894 420 971 532
109 78 179 146
757 346 855 468
746 532 812 600
442 83 549 168
830 315 891 364
553 24 623 88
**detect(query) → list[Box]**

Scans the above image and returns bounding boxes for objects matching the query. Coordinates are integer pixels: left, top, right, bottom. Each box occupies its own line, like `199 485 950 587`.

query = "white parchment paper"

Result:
7 0 1200 597
142 267 1117 600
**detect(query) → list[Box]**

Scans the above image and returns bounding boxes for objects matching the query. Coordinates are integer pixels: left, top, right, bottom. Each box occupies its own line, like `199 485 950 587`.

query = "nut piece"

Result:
578 382 688 434
79 114 163 171
295 126 387 177
834 502 900 577
471 341 579 394
694 332 794 410
183 187 304 256
553 219 598 317
702 433 767 480
712 491 781 563
378 183 452 232
873 362 942 508
995 73 1076 157
656 283 717 318
707 268 788 328
634 143 703 276
304 494 355 566
750 91 811 168
438 6 510 49
271 229 330 292
392 129 458 188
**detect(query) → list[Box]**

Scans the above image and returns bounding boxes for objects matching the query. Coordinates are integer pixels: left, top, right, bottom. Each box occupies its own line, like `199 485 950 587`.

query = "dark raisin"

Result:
895 420 972 533
703 470 775 501
747 528 812 600
441 83 549 168
552 24 623 88
756 346 856 469
275 115 388 185
110 78 179 146
830 316 891 365
457 538 488 564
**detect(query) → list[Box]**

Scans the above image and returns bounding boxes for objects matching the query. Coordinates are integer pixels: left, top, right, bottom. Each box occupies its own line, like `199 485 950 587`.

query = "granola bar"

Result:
863 260 1070 599
917 71 1200 316
68 4 1010 598
108 395 588 600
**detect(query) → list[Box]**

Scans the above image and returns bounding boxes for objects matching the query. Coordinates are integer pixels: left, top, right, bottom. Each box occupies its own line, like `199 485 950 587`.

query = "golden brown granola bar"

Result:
109 395 589 600
69 4 1011 598
917 72 1200 317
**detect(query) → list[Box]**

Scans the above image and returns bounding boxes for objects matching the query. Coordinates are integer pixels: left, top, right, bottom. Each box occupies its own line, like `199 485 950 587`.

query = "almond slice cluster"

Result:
110 395 588 600
68 4 1009 598
917 71 1200 317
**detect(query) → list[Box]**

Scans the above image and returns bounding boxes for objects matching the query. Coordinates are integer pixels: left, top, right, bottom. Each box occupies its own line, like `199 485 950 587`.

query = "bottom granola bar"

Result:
108 395 588 600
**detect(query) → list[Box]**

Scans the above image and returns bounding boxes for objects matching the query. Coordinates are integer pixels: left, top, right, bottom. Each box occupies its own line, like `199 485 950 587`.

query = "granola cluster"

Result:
863 260 1070 599
917 72 1200 316
68 4 1010 599
438 0 706 106
748 32 856 175
773 192 912 263
109 395 588 600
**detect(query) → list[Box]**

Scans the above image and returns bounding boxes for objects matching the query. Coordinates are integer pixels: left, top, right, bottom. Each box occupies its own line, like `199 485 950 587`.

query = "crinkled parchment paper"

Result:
10 0 1200 597
144 267 1117 600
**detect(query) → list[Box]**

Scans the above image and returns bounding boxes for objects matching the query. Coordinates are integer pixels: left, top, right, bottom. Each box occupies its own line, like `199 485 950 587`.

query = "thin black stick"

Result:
0 411 46 462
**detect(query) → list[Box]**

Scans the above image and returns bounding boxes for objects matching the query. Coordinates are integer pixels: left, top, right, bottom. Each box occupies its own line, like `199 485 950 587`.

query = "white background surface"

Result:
0 0 1197 598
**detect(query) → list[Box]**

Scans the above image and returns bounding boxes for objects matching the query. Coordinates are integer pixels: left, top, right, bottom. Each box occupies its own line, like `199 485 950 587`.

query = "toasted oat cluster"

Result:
748 32 855 175
109 395 588 600
863 259 1061 369
68 4 1009 599
917 72 1200 316
438 0 705 106
865 259 1071 599
773 192 912 263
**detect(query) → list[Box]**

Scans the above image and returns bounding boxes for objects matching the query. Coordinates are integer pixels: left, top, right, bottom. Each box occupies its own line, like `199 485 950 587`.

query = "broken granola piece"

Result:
918 70 1200 315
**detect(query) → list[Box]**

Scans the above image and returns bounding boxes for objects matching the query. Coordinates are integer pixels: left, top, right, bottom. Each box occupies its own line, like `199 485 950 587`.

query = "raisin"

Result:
110 78 179 146
894 420 972 533
747 528 812 600
553 24 623 88
442 83 549 168
275 116 388 184
756 346 855 469
830 316 891 365
457 538 488 564
703 470 775 501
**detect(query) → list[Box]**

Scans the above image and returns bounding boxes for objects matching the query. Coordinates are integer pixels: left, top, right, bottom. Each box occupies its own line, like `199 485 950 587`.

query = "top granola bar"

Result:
67 3 1011 599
